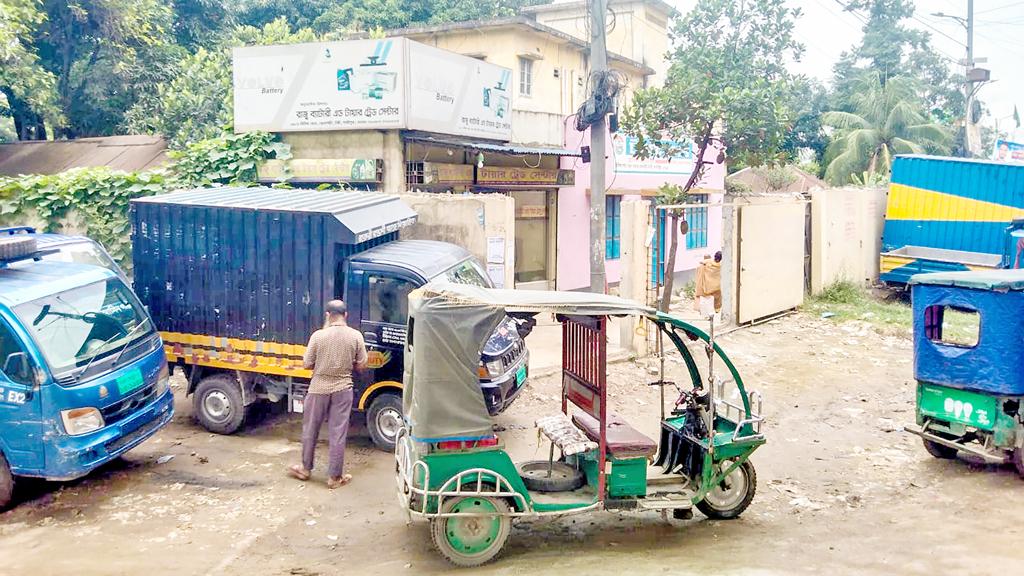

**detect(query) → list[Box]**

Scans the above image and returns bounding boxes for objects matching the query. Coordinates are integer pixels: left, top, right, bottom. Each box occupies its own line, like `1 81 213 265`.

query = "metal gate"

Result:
737 202 807 324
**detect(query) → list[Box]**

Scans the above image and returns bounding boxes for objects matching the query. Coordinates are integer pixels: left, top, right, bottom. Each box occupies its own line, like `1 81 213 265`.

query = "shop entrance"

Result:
510 190 557 289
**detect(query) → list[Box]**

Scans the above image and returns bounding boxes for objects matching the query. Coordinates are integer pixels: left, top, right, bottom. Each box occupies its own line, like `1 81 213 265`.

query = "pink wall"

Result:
557 121 726 290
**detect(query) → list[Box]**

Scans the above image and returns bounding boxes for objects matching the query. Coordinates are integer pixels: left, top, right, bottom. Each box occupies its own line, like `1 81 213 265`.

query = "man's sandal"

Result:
327 474 352 489
288 464 311 481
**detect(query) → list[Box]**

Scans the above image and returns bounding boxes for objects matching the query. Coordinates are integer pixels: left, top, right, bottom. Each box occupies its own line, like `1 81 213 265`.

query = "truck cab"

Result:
345 241 530 448
0 237 173 510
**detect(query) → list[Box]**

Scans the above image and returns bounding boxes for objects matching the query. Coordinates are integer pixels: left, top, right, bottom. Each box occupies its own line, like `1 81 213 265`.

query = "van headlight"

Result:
484 359 504 378
155 362 170 396
61 407 105 436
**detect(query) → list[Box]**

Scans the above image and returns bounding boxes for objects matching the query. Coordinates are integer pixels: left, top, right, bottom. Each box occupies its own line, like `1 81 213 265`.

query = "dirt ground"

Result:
2 312 1023 576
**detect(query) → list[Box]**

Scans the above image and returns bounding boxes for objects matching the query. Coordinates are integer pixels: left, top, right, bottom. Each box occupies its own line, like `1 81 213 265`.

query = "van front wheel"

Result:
193 374 246 434
0 452 13 510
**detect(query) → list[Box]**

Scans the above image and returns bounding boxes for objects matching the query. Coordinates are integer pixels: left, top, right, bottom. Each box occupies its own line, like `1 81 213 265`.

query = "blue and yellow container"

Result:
880 155 1024 284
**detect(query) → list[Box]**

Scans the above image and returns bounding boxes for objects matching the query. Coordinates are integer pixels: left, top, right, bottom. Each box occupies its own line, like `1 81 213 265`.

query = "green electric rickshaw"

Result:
395 283 766 566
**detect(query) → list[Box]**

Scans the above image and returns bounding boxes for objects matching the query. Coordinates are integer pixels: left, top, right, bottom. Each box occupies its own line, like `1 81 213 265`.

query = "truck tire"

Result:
193 374 246 435
1013 447 1024 479
0 236 36 260
367 393 404 452
0 452 13 510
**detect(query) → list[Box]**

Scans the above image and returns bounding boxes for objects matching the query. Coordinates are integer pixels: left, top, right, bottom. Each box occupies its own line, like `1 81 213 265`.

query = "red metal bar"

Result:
597 316 607 500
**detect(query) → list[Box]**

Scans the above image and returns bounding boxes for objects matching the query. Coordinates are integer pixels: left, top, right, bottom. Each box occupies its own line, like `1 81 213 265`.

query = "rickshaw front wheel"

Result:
431 496 512 567
697 459 757 520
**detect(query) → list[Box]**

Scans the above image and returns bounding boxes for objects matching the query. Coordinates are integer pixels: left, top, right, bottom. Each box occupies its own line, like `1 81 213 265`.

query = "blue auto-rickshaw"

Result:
905 270 1024 477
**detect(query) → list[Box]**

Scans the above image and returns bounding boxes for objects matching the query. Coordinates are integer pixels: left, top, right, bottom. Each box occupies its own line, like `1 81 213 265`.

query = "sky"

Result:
666 0 1024 139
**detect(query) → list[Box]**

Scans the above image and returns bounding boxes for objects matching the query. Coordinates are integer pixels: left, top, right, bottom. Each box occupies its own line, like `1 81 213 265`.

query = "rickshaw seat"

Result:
572 410 658 460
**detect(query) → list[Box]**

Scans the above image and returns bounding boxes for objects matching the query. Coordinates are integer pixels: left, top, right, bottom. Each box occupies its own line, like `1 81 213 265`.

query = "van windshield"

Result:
441 258 493 288
14 278 153 378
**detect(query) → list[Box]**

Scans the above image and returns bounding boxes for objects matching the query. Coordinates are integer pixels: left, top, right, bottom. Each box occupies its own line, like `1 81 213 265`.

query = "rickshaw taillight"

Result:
435 437 499 451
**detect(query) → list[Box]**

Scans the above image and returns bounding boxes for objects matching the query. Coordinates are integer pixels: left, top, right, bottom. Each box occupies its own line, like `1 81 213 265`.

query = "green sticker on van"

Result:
117 368 145 395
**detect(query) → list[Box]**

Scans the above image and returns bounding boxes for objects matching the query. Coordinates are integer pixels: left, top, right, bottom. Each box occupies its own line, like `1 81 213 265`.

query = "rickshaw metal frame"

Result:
395 285 766 533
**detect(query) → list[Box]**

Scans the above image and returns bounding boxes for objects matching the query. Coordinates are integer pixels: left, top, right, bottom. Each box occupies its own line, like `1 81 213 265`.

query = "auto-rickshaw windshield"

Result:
14 278 152 379
403 282 654 442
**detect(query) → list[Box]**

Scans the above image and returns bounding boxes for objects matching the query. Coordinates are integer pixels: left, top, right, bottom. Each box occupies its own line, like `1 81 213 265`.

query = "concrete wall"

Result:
397 192 516 288
810 186 888 293
282 130 404 193
617 198 652 354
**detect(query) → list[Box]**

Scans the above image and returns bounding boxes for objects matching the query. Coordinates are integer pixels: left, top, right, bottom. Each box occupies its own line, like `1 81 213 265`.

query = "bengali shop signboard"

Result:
612 133 697 176
233 38 512 140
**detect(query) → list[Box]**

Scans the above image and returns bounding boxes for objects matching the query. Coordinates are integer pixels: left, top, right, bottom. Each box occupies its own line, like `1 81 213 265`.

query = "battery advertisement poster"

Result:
233 38 512 140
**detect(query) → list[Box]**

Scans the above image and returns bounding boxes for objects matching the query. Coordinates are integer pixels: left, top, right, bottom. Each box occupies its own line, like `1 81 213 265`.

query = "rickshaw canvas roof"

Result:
909 269 1024 292
403 283 654 442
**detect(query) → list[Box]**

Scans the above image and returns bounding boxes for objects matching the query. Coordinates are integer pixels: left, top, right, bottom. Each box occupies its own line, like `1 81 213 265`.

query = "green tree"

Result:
822 73 950 185
832 0 962 123
782 76 829 169
623 0 801 311
0 0 60 139
124 17 316 148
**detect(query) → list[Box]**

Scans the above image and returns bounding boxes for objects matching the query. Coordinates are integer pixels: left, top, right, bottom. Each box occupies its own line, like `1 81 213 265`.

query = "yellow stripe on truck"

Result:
358 381 403 410
887 183 1024 222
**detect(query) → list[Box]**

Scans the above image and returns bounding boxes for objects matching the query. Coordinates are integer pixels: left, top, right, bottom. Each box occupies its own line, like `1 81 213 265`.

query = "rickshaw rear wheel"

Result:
696 459 756 520
1012 447 1024 479
922 435 959 460
430 496 511 567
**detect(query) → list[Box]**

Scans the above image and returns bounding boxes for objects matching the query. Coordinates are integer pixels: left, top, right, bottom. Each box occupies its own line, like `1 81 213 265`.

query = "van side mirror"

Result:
3 352 31 383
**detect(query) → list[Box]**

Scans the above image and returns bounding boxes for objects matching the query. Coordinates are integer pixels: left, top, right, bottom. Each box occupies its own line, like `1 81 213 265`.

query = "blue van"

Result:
0 234 173 509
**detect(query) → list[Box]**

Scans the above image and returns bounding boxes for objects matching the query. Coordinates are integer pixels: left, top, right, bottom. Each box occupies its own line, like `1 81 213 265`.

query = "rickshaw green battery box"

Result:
905 270 1024 476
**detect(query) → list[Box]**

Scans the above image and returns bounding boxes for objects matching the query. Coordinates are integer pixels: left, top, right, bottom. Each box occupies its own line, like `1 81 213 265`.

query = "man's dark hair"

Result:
714 251 723 263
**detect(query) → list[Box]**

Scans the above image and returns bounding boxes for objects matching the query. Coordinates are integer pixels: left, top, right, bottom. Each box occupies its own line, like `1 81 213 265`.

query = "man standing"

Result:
289 300 367 489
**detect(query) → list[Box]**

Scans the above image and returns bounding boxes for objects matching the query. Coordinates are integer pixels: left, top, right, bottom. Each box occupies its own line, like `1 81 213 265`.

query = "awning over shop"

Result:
403 133 582 158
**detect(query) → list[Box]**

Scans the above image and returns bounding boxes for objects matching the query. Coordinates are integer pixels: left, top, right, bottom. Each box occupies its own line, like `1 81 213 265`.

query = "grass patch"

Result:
806 280 979 341
682 281 696 299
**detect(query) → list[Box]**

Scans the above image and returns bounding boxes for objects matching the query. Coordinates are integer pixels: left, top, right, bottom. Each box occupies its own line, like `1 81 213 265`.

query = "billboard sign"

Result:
993 139 1024 163
233 38 513 140
407 42 512 140
612 133 697 176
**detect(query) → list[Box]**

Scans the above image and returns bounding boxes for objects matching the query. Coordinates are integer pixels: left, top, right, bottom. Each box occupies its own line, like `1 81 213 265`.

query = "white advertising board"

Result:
406 42 512 140
612 133 697 176
233 38 513 140
233 39 406 132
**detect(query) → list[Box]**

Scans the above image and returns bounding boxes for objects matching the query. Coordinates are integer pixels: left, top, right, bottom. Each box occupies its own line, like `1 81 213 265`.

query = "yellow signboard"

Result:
423 162 474 184
477 166 575 186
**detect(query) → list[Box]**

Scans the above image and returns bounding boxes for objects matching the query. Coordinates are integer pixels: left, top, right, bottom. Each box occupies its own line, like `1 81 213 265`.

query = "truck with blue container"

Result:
0 234 173 510
905 269 1024 477
130 188 530 451
880 155 1024 284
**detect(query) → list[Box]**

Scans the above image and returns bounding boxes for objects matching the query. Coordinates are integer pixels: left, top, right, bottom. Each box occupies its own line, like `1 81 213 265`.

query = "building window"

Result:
519 57 533 96
685 195 708 250
606 195 621 260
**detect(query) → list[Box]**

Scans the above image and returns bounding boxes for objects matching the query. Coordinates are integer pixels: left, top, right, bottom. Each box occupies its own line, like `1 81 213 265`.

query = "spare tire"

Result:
0 236 36 261
518 460 585 492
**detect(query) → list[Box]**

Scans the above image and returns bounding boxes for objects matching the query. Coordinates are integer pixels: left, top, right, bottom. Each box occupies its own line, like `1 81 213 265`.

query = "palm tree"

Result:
822 73 950 185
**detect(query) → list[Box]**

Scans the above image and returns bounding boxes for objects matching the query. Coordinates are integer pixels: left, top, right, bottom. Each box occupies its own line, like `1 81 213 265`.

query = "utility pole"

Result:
589 0 608 293
964 0 975 156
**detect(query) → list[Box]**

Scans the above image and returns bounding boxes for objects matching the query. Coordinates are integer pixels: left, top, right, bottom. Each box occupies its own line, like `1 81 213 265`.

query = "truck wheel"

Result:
193 374 246 435
430 496 511 567
696 459 757 520
367 393 403 452
0 452 13 510
923 434 959 460
0 236 36 260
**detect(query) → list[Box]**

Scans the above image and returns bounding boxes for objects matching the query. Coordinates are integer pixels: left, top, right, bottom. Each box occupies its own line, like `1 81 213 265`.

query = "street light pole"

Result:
965 0 975 155
589 0 608 294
